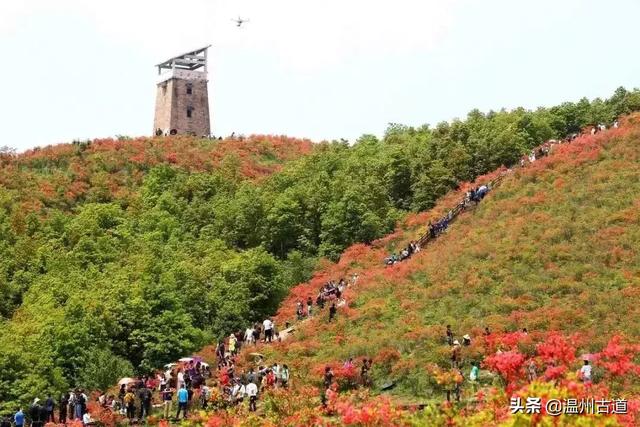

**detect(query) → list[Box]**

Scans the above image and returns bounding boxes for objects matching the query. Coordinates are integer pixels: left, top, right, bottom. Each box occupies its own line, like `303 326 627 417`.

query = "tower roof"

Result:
156 45 211 73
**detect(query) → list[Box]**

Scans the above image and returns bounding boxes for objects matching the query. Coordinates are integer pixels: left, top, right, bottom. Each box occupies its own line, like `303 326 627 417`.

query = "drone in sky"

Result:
232 16 250 28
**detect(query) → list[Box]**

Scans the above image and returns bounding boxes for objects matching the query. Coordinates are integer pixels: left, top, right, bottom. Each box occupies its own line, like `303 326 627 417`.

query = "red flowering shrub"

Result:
536 332 577 366
483 351 526 386
336 396 406 426
484 331 532 353
596 335 640 377
542 364 567 381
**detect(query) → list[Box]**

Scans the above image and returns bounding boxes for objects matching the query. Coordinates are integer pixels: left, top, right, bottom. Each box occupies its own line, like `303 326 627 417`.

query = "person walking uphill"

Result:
307 296 313 317
446 325 454 346
329 303 337 322
323 366 334 390
228 333 238 355
451 340 462 368
246 380 259 411
263 318 274 343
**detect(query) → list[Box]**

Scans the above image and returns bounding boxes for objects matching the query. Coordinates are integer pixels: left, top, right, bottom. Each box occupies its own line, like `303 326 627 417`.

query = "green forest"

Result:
1 87 639 410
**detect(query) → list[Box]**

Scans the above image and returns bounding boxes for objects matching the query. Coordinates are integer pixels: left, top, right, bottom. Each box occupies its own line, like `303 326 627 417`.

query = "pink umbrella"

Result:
580 353 594 362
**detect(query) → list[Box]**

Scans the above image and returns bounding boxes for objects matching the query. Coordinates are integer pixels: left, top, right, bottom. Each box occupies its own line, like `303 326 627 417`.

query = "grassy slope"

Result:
254 114 640 405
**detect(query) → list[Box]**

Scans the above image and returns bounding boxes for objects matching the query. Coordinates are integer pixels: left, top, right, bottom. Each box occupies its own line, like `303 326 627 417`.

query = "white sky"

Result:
1 0 639 150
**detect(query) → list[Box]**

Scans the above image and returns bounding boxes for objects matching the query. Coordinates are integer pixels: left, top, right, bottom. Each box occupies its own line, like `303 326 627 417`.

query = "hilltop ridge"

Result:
0 135 314 215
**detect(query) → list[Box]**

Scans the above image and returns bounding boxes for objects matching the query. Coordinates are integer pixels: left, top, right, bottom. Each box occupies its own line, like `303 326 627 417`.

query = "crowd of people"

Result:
296 274 360 323
384 182 492 266
162 272 360 420
108 351 292 420
3 390 93 427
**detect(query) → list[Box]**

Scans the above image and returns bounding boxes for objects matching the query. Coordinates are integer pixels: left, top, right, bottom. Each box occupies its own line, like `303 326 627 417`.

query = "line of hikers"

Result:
295 277 353 322
205 118 621 409
384 241 421 265
289 274 361 328
385 117 625 267
523 119 619 166
384 183 490 266
212 317 281 370
442 324 487 402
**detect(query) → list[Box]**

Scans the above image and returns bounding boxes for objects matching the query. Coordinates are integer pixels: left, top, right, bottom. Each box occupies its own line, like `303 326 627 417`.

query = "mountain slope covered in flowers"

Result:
244 114 640 425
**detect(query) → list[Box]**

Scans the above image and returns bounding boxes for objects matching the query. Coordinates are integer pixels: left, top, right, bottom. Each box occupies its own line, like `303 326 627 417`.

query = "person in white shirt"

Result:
177 370 185 389
281 364 290 388
231 380 245 404
244 326 254 344
82 412 94 426
263 318 274 343
272 364 282 386
246 381 258 411
580 360 592 383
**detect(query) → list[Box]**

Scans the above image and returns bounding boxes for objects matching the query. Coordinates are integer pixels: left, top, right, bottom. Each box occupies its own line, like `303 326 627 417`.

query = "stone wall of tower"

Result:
153 73 210 137
153 79 174 134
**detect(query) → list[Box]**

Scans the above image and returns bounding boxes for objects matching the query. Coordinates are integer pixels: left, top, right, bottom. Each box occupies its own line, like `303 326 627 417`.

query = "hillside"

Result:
0 135 314 215
0 134 317 412
225 115 640 425
2 88 640 421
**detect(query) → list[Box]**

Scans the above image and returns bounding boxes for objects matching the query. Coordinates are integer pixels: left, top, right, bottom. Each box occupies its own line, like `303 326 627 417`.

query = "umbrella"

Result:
164 363 177 369
249 352 264 358
580 353 594 362
118 377 136 386
178 357 194 363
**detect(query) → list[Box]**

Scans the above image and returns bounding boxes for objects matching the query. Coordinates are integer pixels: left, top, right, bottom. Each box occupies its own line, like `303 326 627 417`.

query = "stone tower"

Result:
153 45 211 137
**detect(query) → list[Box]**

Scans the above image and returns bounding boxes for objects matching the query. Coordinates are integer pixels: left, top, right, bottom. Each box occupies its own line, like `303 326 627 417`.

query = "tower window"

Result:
186 84 193 95
187 107 193 118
